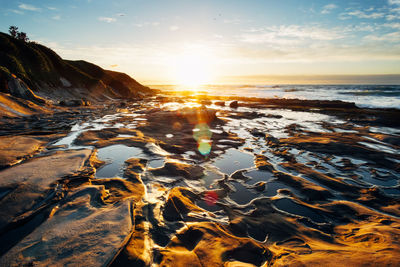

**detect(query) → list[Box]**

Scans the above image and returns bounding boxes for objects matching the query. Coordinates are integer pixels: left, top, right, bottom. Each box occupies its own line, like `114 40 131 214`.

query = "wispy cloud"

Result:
386 5 400 20
52 15 61 20
11 9 24 15
383 22 400 29
169 25 179 31
98 17 116 23
47 7 57 11
340 9 385 20
321 4 337 14
364 31 400 42
19 3 41 11
240 25 346 44
388 0 400 5
133 21 160 27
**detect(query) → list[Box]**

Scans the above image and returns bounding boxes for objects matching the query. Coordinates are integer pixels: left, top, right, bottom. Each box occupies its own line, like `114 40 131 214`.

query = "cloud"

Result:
98 17 116 23
110 64 118 68
47 7 57 11
233 23 400 63
240 25 346 44
364 31 400 42
11 9 24 15
18 3 41 11
386 14 400 20
340 10 385 20
383 22 400 29
388 0 400 5
52 15 61 20
169 25 179 31
227 41 400 64
133 21 160 27
321 4 337 14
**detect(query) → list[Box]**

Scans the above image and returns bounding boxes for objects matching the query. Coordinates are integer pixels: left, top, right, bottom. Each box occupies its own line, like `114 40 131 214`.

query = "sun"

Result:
172 47 215 88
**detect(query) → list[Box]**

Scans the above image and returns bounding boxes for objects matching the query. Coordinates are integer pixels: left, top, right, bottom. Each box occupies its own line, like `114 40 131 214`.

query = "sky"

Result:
1 0 400 85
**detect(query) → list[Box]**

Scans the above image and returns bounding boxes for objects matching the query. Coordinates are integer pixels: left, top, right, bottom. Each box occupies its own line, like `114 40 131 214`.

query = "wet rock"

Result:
280 132 399 171
251 181 266 192
163 187 205 221
180 106 217 124
0 136 46 169
250 129 265 137
151 160 204 180
0 149 92 232
265 134 280 146
92 177 145 203
200 100 212 106
74 128 153 149
265 114 283 119
281 162 359 194
254 154 274 172
274 171 333 201
124 158 147 175
229 100 239 108
158 222 272 266
0 92 51 118
230 170 249 181
59 99 85 106
0 185 133 267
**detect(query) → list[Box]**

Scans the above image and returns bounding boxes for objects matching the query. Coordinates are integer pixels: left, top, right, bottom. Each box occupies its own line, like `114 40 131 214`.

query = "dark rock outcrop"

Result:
0 32 153 103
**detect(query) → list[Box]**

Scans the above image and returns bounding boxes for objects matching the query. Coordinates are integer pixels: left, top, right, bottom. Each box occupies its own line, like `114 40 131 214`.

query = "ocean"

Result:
154 84 400 109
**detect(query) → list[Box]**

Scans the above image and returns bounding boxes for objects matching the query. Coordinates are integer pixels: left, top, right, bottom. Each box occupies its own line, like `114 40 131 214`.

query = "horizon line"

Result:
143 74 400 86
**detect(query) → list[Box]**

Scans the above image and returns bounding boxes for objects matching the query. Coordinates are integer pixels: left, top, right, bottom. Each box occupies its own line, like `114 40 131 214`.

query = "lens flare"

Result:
193 123 212 156
198 140 212 155
204 191 219 206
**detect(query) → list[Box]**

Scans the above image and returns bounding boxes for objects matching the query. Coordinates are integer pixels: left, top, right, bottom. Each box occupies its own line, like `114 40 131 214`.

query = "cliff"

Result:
0 32 152 104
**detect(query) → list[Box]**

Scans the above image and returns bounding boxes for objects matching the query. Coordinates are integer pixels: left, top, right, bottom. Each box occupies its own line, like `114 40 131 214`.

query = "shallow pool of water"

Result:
212 148 254 176
96 145 145 178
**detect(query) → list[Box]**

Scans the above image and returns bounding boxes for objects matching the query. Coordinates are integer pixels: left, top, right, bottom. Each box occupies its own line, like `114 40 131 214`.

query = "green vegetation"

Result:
0 31 151 98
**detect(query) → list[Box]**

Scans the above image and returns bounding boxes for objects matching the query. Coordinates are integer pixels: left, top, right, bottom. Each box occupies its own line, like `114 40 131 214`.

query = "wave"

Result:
339 90 400 97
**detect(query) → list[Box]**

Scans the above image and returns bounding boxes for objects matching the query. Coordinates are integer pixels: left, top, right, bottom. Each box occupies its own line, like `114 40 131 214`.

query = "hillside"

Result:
0 32 152 103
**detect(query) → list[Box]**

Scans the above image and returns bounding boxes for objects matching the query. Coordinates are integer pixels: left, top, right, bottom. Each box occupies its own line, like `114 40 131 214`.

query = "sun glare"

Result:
172 47 215 88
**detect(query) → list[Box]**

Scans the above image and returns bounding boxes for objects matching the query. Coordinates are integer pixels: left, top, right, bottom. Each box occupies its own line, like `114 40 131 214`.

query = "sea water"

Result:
154 84 400 109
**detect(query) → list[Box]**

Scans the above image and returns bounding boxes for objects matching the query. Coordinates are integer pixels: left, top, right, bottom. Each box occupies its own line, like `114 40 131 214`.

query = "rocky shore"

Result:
0 94 399 266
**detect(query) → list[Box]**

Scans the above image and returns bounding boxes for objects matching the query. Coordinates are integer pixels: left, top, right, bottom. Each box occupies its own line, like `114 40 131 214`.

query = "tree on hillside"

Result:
8 26 29 42
9 26 18 38
17 32 29 42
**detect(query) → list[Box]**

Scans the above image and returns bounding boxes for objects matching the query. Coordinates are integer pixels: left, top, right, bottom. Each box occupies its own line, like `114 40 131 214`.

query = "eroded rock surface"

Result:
0 149 92 231
0 96 399 267
0 185 133 267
